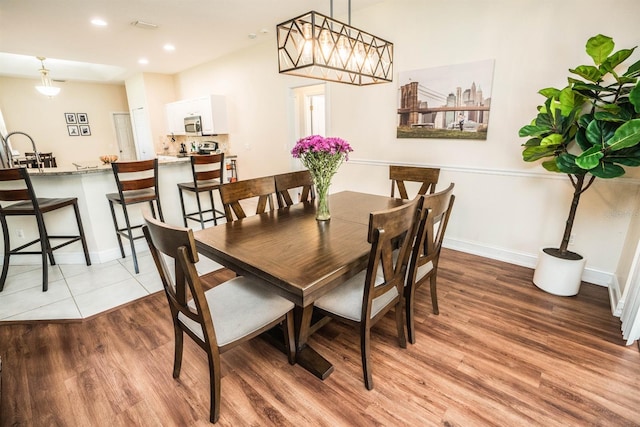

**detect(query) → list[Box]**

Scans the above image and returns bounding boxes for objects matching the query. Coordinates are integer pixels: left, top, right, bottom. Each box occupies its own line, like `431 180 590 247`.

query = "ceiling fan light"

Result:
35 85 61 97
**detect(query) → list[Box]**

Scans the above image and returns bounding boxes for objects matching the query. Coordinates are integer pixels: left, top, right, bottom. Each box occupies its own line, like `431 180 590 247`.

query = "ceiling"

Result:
0 0 383 84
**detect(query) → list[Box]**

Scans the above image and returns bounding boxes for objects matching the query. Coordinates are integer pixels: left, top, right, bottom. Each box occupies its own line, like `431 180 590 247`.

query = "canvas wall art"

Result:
397 59 495 140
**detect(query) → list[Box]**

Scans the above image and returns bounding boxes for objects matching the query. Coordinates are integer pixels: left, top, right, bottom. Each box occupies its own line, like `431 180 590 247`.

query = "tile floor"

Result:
0 250 223 321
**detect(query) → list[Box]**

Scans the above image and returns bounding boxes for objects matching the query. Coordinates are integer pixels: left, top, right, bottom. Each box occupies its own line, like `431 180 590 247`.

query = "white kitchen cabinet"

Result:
165 100 188 135
165 95 229 135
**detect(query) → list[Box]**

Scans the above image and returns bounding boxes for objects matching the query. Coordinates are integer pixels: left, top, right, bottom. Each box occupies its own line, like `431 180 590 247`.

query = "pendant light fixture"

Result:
277 0 393 86
35 57 61 97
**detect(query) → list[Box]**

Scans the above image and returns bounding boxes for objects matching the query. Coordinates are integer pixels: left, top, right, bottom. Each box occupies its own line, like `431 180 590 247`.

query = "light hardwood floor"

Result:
1 249 638 426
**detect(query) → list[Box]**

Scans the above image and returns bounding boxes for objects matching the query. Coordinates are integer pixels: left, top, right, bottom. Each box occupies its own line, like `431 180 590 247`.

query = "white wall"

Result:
0 76 128 165
171 0 640 286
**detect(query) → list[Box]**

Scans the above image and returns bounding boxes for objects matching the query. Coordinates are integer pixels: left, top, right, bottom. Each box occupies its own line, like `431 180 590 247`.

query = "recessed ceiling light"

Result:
91 18 108 26
248 33 257 39
163 44 175 51
138 58 149 65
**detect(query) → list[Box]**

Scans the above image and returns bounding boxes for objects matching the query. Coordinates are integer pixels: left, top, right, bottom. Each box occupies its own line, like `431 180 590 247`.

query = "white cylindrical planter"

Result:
533 248 586 296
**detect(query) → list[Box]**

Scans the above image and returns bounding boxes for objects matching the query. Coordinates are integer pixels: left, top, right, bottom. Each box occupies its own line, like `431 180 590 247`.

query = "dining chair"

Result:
142 212 295 423
177 153 225 229
274 169 315 208
405 183 455 344
219 175 276 221
389 165 440 199
313 195 423 390
106 159 163 274
0 167 91 292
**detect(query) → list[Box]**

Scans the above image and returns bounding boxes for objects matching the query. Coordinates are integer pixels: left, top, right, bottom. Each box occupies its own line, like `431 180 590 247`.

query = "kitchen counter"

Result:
12 157 202 266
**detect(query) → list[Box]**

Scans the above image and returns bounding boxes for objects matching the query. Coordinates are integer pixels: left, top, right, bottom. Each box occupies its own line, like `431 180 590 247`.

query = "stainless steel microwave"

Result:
184 116 202 136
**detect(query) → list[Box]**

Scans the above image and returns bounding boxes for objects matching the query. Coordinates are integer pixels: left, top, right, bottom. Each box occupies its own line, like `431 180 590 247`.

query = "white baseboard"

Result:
444 237 613 287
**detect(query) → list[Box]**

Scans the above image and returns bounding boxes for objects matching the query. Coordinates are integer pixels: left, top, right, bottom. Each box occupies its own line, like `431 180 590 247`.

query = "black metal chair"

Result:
177 154 225 229
106 159 163 274
0 167 91 292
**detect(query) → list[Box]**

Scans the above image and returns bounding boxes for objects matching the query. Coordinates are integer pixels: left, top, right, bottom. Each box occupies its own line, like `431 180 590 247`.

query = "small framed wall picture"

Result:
77 113 89 124
68 125 80 136
79 125 91 136
65 113 77 124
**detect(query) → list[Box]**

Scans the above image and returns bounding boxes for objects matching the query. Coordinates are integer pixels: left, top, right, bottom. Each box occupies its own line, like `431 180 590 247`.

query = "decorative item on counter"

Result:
291 135 353 220
99 154 118 164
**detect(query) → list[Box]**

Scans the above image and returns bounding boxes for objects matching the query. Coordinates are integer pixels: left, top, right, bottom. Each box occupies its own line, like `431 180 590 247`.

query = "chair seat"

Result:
314 271 398 322
177 179 221 192
106 189 159 205
0 197 77 215
178 276 294 347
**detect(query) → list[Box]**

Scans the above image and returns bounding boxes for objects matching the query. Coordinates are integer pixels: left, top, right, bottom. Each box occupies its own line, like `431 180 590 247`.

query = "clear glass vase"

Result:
315 182 331 221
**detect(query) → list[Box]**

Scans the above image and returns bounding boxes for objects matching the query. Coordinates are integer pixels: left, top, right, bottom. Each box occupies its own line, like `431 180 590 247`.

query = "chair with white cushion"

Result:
405 183 455 343
142 212 295 423
313 196 422 390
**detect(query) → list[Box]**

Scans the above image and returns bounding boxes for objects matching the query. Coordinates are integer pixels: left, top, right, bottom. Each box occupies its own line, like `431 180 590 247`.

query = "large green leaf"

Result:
556 153 585 174
558 87 585 116
586 34 614 65
607 119 640 151
542 159 560 172
630 81 640 113
523 138 542 147
519 125 550 137
624 59 640 76
538 87 560 98
601 48 636 73
541 133 564 146
572 82 616 93
575 145 604 169
586 120 616 146
609 156 640 166
594 111 626 122
523 145 556 162
589 161 626 178
575 128 593 151
570 65 602 83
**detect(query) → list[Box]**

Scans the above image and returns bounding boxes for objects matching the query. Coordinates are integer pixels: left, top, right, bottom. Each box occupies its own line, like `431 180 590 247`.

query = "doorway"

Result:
112 113 136 161
290 83 327 169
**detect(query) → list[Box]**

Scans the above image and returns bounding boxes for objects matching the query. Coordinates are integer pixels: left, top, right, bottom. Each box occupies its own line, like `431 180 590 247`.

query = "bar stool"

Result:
177 153 225 229
0 167 91 292
106 159 163 274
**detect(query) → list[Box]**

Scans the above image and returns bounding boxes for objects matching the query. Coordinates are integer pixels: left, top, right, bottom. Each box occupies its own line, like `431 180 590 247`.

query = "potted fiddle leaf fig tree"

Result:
519 34 640 296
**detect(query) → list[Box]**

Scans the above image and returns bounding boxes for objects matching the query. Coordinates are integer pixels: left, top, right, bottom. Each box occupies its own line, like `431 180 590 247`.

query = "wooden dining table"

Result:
193 190 405 379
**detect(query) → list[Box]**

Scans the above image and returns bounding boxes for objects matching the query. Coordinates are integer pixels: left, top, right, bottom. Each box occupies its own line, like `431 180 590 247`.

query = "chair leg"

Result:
0 216 11 292
208 351 222 423
172 324 184 378
72 201 92 266
360 324 373 390
405 285 417 344
195 190 205 229
395 300 407 349
34 213 49 292
430 273 439 315
155 198 164 222
120 203 139 274
283 311 296 365
108 200 125 258
207 190 217 226
39 217 56 266
178 188 188 227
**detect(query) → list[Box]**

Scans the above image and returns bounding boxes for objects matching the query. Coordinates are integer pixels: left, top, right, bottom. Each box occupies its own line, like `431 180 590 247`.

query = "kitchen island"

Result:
8 156 204 266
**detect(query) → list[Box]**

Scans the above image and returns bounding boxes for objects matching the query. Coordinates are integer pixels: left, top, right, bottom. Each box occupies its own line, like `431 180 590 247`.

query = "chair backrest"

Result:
362 196 423 321
219 176 276 221
0 167 38 207
111 159 159 195
389 165 440 199
274 170 315 208
142 212 219 348
407 183 455 284
191 153 224 188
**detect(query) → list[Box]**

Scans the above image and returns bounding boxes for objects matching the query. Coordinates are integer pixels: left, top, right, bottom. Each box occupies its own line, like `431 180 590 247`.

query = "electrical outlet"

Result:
569 234 575 245
17 229 24 238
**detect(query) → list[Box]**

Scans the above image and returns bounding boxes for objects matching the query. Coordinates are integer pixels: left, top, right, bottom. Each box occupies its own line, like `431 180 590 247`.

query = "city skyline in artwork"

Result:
397 59 495 140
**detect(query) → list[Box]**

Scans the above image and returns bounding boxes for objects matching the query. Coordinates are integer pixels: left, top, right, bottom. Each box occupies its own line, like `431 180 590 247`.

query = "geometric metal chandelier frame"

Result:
277 10 393 86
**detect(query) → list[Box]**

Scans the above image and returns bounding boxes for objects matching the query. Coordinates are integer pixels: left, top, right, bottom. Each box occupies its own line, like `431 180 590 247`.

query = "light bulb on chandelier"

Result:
35 57 61 97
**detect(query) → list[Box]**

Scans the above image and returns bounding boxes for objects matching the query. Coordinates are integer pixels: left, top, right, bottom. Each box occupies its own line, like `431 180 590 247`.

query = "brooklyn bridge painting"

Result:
397 59 494 140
